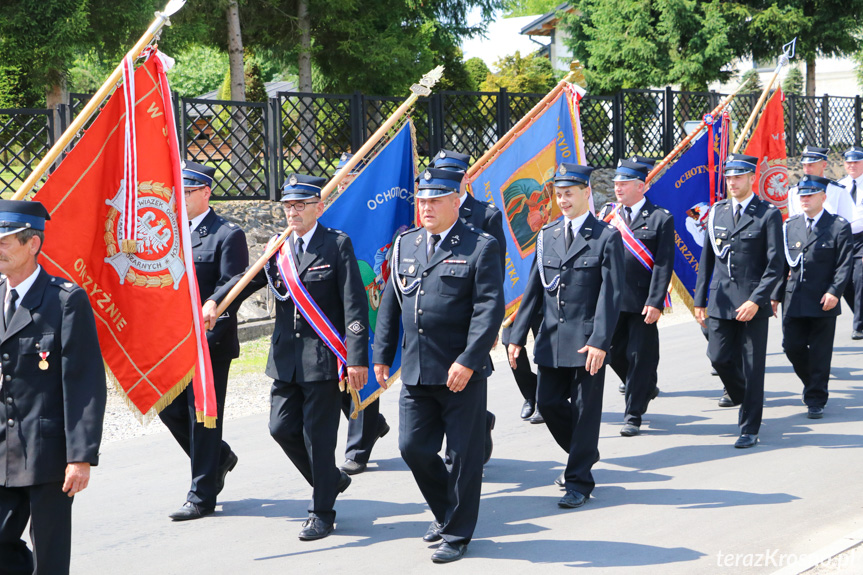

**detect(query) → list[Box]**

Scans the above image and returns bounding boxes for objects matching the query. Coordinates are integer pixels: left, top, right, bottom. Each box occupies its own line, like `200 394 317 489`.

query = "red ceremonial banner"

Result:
744 88 790 218
33 53 216 424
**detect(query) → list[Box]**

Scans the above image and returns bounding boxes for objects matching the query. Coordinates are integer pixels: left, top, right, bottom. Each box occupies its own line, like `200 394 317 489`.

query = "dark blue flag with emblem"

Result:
646 116 726 311
319 121 416 414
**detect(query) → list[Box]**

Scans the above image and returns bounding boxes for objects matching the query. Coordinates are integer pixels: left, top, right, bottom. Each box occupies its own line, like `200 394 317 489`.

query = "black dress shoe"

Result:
650 386 660 401
423 520 443 542
554 471 565 487
215 451 238 495
711 367 719 376
807 406 824 419
520 400 536 420
339 459 367 475
852 331 863 340
298 517 334 541
558 489 589 509
483 412 495 464
618 381 626 394
431 541 467 563
718 393 740 408
529 409 545 424
620 423 640 437
169 501 214 521
734 434 758 448
337 471 352 494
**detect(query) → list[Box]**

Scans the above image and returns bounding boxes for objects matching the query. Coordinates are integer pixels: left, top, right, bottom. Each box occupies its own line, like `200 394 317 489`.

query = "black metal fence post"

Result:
856 95 862 147
350 91 364 152
497 88 510 140
612 91 623 164
663 86 674 155
267 97 280 201
429 93 444 156
821 95 830 148
787 95 797 157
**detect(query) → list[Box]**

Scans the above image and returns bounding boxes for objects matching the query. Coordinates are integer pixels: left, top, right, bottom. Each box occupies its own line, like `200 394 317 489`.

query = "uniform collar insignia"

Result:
198 225 208 237
415 235 423 245
451 234 459 244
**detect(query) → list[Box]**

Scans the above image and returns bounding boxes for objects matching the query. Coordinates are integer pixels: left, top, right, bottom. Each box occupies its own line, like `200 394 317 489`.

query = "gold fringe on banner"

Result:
349 369 402 419
669 271 695 316
106 363 195 427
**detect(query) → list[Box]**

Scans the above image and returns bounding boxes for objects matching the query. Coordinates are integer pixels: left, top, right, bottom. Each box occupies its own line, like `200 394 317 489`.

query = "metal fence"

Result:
2 87 861 200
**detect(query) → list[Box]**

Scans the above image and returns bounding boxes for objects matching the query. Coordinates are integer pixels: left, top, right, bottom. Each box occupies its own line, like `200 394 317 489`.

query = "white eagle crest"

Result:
136 211 172 254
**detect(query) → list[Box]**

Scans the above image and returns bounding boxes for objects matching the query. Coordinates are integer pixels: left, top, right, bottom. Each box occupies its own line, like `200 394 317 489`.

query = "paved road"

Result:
69 313 863 574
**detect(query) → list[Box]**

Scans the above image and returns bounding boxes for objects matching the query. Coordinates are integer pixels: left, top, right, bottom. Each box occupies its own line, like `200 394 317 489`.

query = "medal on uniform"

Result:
408 265 415 274
715 238 722 246
38 351 49 371
795 241 801 248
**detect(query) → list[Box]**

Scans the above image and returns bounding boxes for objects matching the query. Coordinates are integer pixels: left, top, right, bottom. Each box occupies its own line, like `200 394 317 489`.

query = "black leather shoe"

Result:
339 459 367 475
554 471 565 487
718 393 740 408
711 367 719 376
169 501 214 521
558 489 589 509
650 386 660 401
620 423 640 437
337 471 352 494
618 382 626 394
734 434 758 448
852 331 863 340
215 451 238 495
520 400 536 420
807 406 824 419
483 413 495 464
529 409 545 424
298 517 334 541
431 541 467 563
423 520 443 542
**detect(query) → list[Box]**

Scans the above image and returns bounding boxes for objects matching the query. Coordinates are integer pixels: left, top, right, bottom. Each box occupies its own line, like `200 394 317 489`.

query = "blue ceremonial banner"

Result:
646 118 724 309
465 85 586 313
320 121 415 413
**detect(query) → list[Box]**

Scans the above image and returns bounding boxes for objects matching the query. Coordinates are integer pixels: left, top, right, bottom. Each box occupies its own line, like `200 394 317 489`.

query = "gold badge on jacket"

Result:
38 351 49 370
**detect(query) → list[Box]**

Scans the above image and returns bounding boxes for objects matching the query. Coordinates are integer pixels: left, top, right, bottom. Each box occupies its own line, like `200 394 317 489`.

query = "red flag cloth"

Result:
744 88 790 219
33 53 217 426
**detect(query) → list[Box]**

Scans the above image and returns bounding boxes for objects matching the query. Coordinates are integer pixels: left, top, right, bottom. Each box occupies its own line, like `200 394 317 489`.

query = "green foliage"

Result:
464 57 491 91
502 0 561 17
782 66 804 96
166 44 228 98
481 51 556 93
561 0 748 93
244 57 267 102
741 69 763 93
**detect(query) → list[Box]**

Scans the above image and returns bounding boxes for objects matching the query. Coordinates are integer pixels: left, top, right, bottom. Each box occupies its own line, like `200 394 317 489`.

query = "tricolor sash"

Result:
269 237 348 381
603 203 672 308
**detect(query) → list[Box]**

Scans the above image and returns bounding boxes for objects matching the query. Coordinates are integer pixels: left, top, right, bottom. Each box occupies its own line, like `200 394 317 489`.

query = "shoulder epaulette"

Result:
541 219 560 231
836 216 848 223
50 277 77 292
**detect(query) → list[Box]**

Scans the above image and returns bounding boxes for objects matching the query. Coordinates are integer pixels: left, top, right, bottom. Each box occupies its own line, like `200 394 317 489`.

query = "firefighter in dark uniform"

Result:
694 153 784 448
203 173 369 541
373 168 504 563
430 149 504 460
771 175 853 419
598 159 674 436
508 163 624 509
0 200 106 575
333 154 391 476
838 146 863 339
160 162 249 521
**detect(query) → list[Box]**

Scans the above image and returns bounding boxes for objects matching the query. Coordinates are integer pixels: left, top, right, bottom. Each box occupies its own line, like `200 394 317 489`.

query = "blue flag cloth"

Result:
466 85 586 313
646 121 723 308
319 121 415 414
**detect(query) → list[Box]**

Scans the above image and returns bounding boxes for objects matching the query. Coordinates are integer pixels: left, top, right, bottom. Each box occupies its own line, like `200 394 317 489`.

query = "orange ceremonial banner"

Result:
744 88 790 219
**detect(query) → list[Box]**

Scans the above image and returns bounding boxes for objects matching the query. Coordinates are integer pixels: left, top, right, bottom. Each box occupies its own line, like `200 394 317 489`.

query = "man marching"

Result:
838 146 863 339
508 163 623 509
160 162 249 521
374 168 504 563
0 200 106 575
203 173 369 541
771 175 853 419
786 146 854 221
694 154 784 448
598 159 674 436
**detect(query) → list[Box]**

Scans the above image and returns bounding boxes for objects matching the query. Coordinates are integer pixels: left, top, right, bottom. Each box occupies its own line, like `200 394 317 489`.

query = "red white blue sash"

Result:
271 238 347 380
603 203 672 308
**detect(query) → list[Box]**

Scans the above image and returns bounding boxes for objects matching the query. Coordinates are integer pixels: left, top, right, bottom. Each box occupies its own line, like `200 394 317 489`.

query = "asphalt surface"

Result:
67 312 863 574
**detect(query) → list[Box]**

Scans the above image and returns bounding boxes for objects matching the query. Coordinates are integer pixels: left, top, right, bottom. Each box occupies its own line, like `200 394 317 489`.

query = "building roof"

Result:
520 3 573 37
195 80 297 101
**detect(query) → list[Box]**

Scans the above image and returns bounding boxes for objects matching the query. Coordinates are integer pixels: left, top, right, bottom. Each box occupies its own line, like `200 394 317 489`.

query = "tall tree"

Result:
502 0 560 17
481 51 556 93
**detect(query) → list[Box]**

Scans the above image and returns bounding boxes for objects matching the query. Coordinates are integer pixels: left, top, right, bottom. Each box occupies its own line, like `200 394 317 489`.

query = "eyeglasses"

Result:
184 187 204 196
282 201 319 212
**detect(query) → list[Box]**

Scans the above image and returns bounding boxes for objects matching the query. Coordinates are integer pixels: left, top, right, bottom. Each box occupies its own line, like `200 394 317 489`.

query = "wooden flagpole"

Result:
12 0 187 201
209 66 445 324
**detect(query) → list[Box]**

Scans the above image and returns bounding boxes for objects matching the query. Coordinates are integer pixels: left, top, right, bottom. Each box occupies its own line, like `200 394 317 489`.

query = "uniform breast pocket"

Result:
814 242 835 258
439 264 470 296
195 249 216 264
39 417 64 438
19 333 55 358
634 229 656 242
739 230 761 250
574 256 601 284
304 266 335 282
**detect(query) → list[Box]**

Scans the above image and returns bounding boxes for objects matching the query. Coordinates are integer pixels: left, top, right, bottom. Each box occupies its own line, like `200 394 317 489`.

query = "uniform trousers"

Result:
608 311 659 426
0 481 72 575
707 317 769 435
501 319 541 405
159 358 233 509
340 396 387 465
398 379 486 545
842 234 863 332
269 378 342 524
537 365 605 497
782 315 837 408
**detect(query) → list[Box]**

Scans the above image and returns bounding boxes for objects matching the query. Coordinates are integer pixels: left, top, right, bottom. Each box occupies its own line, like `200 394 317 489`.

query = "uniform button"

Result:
420 290 425 295
418 328 424 334
422 272 428 277
451 270 456 275
559 318 564 323
418 309 423 315
482 365 487 369
731 251 735 255
4 375 9 382
35 343 40 350
560 301 566 307
562 266 567 271
560 283 566 288
7 419 13 428
295 333 301 338
803 248 808 253
5 397 11 405
1 354 6 361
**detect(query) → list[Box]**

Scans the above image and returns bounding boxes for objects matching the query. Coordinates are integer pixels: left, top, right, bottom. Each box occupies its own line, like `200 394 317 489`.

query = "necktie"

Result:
565 221 573 250
295 237 304 267
428 234 440 260
734 204 742 225
807 217 814 236
852 181 858 204
5 289 18 330
622 206 632 227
